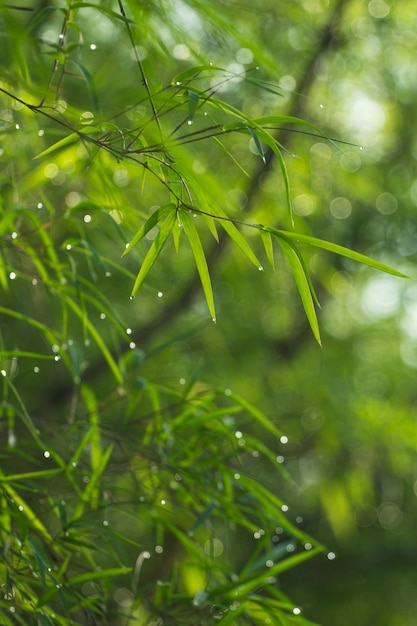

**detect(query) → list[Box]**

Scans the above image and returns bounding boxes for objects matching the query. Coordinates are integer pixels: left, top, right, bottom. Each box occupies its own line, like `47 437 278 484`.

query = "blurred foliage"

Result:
1 1 417 625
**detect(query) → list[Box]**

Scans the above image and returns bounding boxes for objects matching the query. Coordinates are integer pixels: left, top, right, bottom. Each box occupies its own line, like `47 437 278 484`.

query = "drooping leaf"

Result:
179 209 216 320
130 209 177 297
272 233 321 344
122 203 175 257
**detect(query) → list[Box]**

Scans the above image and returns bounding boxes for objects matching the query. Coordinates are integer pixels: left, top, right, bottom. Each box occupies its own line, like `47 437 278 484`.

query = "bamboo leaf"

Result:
247 125 266 163
273 233 321 344
34 133 79 159
130 210 177 297
261 231 275 269
209 205 262 268
274 229 409 278
180 209 216 321
122 203 175 257
68 567 132 587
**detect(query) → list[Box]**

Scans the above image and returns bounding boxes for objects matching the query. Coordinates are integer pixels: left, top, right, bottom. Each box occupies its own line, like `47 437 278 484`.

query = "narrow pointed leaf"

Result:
34 132 79 159
130 210 177 297
123 203 175 256
273 234 321 344
261 231 275 269
208 205 261 268
180 209 216 320
275 229 409 278
247 125 266 163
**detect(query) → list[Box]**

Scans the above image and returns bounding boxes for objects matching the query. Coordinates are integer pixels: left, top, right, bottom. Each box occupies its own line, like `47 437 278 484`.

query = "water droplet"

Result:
280 435 288 444
129 341 136 349
143 551 151 559
266 559 273 568
276 455 284 464
212 317 217 323
83 214 92 223
359 146 364 151
54 355 60 361
160 499 166 505
187 119 193 125
84 339 90 346
319 103 324 109
304 542 312 550
129 295 135 300
66 244 72 250
90 43 97 50
83 475 89 483
9 272 16 280
235 430 243 439
43 450 51 458
37 202 43 209
252 450 259 457
281 504 289 512
175 81 181 86
286 543 295 552
32 278 38 286
103 520 109 526
254 531 261 539
224 388 232 396
293 608 302 615
296 516 303 523
52 344 59 353
38 129 44 137
1 370 6 377
105 271 112 277
126 328 132 335
234 473 240 480
155 545 163 553
157 291 163 298
72 461 77 467
11 231 17 239
179 378 186 385
125 242 130 249
258 266 263 271
18 505 24 511
15 124 20 130
327 551 336 560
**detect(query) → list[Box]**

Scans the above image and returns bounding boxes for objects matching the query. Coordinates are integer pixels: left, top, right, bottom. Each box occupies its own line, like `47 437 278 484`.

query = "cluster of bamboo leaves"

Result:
0 1 405 625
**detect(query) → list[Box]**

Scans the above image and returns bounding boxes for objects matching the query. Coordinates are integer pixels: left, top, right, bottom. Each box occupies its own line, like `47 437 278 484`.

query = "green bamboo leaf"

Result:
187 89 200 120
253 114 326 136
261 231 275 269
275 229 409 278
212 136 250 177
255 127 293 223
180 209 216 321
122 203 175 257
246 125 266 163
171 65 224 85
28 538 50 588
34 132 79 159
209 205 262 268
225 390 283 438
68 567 132 587
273 234 321 344
62 295 123 384
130 210 177 297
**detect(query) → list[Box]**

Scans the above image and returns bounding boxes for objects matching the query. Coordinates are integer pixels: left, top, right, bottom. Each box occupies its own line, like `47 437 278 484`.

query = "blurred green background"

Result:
1 1 417 624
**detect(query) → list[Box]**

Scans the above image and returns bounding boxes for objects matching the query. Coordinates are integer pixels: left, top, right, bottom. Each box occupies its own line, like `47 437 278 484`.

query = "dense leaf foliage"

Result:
1 1 416 625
